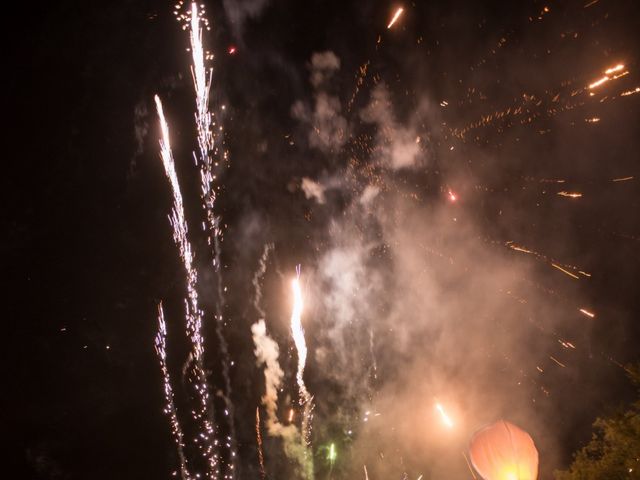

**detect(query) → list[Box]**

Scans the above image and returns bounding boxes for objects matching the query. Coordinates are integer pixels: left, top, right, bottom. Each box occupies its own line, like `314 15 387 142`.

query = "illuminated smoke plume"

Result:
292 51 348 153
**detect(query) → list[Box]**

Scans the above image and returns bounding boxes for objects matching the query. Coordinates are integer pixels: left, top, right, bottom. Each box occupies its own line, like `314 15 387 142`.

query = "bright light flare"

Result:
447 189 458 202
228 45 237 54
387 7 404 29
435 403 454 428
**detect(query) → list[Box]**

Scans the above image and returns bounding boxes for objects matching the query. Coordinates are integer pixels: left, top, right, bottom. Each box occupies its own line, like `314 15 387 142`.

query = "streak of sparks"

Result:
550 356 567 368
612 176 634 182
621 87 640 97
155 94 218 479
551 263 580 279
588 63 627 90
557 191 583 198
189 5 237 472
387 7 404 29
579 308 596 318
364 465 370 480
435 403 454 428
291 270 314 446
256 408 265 480
605 64 625 75
155 304 191 480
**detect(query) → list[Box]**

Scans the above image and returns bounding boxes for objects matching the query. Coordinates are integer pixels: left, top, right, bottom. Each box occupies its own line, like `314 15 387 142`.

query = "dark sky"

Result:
5 0 640 479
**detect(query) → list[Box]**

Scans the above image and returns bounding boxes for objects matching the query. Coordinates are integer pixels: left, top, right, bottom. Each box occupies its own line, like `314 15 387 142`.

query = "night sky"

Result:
6 0 640 479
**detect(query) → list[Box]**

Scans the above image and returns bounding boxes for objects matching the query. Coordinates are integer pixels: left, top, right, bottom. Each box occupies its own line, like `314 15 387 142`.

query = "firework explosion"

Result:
147 2 640 480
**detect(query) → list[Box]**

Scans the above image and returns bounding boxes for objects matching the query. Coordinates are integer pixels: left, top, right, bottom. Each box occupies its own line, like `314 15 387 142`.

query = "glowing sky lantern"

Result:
468 420 539 480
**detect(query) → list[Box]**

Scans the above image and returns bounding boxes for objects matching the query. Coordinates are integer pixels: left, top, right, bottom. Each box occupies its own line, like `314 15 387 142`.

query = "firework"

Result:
155 94 218 479
550 263 580 280
588 63 628 90
291 271 314 446
557 191 583 198
188 4 237 473
579 308 595 318
256 407 265 480
155 304 191 480
387 7 404 29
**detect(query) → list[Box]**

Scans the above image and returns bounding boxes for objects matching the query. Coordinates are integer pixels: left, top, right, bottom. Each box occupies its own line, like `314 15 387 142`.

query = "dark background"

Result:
4 0 640 478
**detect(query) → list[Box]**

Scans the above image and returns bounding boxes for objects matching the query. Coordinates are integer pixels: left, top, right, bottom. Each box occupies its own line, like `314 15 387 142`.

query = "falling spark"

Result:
551 263 580 280
585 117 600 123
435 403 454 428
387 7 404 29
256 408 265 480
557 191 583 198
550 356 567 368
155 304 191 480
228 45 237 54
288 408 295 423
155 94 218 479
605 64 625 75
620 87 640 97
579 308 596 318
364 465 370 480
612 176 634 182
291 270 314 445
588 76 609 90
589 64 627 89
447 189 458 202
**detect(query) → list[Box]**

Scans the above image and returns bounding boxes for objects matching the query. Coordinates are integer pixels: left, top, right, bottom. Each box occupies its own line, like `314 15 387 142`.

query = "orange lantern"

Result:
468 420 539 480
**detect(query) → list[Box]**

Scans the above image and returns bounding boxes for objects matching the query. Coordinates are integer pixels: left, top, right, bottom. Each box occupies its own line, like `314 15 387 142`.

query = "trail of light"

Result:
435 403 454 428
291 271 314 446
620 87 640 97
589 64 627 90
551 263 580 280
462 452 478 480
256 407 265 480
387 7 404 29
189 5 237 474
579 308 595 318
557 191 583 198
155 94 218 479
155 304 192 480
612 176 634 182
605 64 625 75
589 76 609 89
549 356 567 368
364 465 369 480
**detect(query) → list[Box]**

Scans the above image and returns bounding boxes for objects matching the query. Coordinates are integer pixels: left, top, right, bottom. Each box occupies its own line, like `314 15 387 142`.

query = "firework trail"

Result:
188 5 237 475
256 407 266 480
155 303 191 480
387 7 404 29
155 94 219 479
290 269 314 447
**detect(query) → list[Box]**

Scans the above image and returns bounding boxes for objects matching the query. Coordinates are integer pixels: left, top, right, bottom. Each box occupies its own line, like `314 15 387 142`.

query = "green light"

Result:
328 443 336 462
